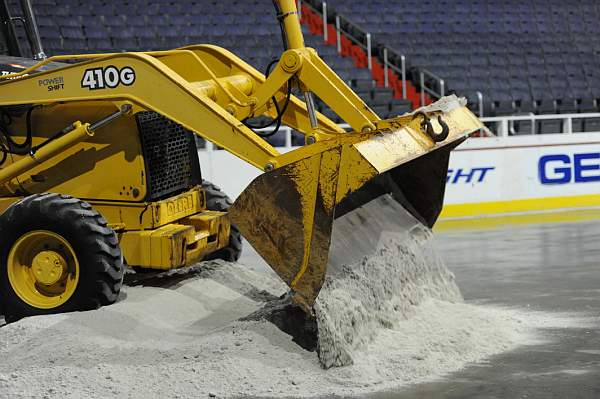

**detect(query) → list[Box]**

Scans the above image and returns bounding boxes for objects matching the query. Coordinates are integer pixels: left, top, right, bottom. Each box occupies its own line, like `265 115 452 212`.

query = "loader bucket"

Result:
229 99 482 312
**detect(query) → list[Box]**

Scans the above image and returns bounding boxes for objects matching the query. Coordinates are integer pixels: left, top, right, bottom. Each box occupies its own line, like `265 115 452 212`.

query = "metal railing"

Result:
476 91 483 117
480 112 600 137
419 69 445 107
333 14 369 63
333 10 410 98
200 126 297 151
383 47 407 99
300 1 492 107
300 0 409 99
322 1 328 42
198 112 600 153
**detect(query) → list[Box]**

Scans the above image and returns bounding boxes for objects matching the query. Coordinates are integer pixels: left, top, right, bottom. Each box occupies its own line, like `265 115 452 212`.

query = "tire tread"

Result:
0 193 124 320
202 181 243 262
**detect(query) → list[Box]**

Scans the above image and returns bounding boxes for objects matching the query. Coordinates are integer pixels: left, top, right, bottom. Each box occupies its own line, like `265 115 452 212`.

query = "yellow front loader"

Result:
0 0 482 320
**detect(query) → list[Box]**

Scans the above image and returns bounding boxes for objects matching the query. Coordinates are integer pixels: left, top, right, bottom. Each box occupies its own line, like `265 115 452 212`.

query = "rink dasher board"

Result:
197 132 600 220
441 132 600 219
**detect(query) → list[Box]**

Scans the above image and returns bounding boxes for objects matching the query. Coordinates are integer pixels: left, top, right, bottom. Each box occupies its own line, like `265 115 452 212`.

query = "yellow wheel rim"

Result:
7 230 79 310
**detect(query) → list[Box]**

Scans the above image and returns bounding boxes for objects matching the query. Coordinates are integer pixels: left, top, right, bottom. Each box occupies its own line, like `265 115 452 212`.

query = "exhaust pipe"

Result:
19 0 46 60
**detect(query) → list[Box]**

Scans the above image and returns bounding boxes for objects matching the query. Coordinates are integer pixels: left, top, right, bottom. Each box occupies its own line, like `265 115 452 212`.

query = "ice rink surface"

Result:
373 220 600 399
1 218 598 398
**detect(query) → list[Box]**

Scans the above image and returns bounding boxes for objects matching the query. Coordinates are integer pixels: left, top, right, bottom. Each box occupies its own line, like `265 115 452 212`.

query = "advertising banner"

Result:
199 132 600 220
443 133 600 218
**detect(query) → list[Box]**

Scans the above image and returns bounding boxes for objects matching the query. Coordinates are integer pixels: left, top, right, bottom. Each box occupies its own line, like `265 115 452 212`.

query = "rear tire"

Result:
202 180 243 262
0 193 124 321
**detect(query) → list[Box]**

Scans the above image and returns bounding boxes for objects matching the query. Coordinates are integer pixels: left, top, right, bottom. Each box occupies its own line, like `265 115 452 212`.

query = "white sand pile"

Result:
0 251 591 398
315 225 462 368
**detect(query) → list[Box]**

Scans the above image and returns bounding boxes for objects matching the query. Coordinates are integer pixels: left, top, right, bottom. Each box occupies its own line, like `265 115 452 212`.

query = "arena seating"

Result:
7 0 412 129
11 0 600 136
310 0 600 120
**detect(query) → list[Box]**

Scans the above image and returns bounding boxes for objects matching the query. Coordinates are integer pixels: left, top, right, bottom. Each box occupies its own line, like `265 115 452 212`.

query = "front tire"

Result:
0 193 124 321
202 181 243 262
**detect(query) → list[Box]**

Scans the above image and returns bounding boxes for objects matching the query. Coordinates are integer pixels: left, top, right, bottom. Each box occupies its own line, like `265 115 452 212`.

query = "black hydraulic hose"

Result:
242 1 295 138
244 81 292 138
0 113 10 166
256 82 293 138
0 145 7 166
243 57 293 138
243 59 281 130
278 82 293 120
0 106 35 156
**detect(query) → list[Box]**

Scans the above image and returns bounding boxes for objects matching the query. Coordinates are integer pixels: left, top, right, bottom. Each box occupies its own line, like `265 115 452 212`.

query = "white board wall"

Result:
445 133 600 204
199 132 600 218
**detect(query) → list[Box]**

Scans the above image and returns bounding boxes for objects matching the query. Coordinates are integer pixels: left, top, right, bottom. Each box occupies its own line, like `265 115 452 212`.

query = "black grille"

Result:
136 112 201 201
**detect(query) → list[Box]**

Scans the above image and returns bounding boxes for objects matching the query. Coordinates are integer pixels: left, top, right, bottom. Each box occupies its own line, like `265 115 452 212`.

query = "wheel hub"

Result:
7 230 80 309
31 250 67 286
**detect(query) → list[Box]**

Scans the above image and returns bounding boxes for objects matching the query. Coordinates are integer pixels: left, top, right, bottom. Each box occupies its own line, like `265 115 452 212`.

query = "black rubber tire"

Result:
202 180 243 262
0 193 124 321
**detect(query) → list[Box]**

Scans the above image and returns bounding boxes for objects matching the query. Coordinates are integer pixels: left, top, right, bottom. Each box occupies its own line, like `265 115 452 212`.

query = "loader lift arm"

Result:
0 45 366 170
0 0 483 312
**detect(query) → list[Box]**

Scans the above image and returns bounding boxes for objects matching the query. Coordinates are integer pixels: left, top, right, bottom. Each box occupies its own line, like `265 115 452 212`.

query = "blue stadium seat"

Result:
294 0 600 112
87 38 112 52
63 38 86 52
104 15 126 28
577 99 600 132
39 26 61 40
112 38 138 52
85 26 109 40
135 27 157 40
60 27 84 39
92 4 114 16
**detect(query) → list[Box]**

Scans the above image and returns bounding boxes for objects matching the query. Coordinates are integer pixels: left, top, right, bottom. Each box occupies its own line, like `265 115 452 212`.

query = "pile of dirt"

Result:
0 252 587 398
314 225 462 368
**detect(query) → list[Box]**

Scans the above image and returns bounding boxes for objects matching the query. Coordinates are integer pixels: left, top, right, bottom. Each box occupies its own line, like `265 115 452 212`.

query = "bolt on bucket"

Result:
229 96 483 313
